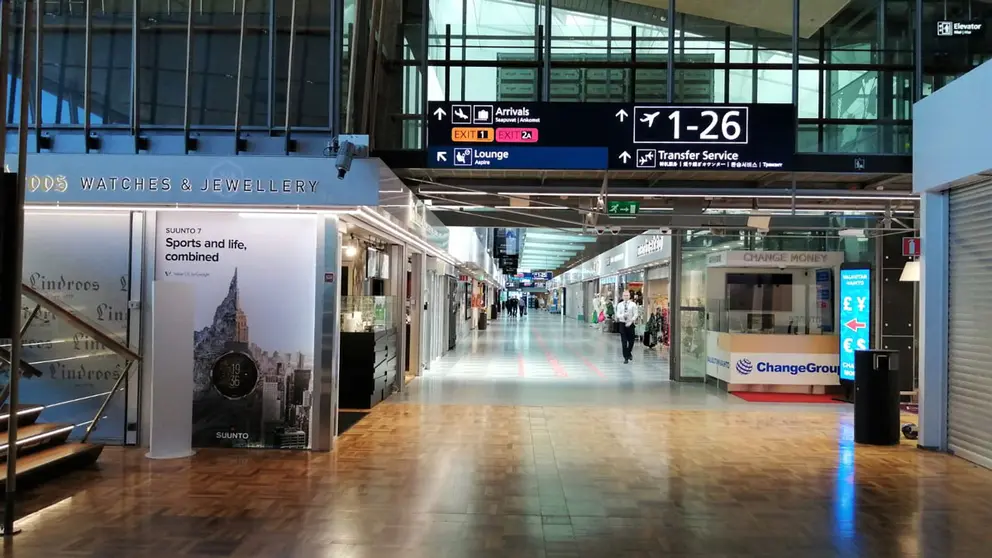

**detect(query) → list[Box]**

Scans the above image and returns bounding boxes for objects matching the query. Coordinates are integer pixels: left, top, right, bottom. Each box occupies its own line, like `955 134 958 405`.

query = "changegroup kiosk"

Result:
703 250 845 393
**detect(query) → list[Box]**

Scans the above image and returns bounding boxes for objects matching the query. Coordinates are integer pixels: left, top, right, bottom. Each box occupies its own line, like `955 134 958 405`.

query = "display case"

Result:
339 297 398 410
340 296 394 333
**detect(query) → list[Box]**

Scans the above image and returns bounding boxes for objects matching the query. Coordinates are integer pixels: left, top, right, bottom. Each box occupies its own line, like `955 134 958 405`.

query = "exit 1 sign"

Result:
608 201 640 215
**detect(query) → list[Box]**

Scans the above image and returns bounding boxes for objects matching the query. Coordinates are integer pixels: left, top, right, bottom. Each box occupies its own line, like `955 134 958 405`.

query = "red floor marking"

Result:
547 353 568 377
582 357 607 379
518 356 526 377
533 331 567 377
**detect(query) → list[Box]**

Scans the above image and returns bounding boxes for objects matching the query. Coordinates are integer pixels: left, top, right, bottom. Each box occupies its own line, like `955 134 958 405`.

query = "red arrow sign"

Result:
845 318 866 332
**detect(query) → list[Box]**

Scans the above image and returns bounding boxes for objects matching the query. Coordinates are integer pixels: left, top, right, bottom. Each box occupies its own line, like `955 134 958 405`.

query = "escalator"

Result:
0 283 140 487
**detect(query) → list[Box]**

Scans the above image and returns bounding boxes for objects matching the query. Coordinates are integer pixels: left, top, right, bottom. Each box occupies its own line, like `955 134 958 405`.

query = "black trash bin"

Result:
854 349 900 445
478 312 487 331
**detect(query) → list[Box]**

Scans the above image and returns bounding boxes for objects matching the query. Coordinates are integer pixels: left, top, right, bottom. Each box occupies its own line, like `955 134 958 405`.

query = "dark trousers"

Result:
619 323 635 360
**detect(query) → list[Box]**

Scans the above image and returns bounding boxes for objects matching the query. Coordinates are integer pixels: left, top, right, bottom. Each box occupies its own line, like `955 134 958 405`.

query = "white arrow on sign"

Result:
618 151 631 163
436 152 447 162
433 107 447 120
615 109 628 122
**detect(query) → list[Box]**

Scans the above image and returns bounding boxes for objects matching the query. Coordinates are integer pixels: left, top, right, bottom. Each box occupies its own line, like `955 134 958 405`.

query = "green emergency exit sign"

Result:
607 201 640 215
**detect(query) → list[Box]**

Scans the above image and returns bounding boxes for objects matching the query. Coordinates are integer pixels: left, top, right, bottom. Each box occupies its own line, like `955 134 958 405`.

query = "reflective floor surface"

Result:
4 312 991 557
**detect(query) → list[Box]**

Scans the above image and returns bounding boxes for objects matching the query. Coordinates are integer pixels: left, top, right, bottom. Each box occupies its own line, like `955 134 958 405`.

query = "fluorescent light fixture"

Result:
494 205 564 210
357 207 460 268
418 190 490 196
432 205 485 210
900 260 920 282
26 204 358 214
838 228 866 238
344 245 358 257
238 212 318 220
492 192 918 201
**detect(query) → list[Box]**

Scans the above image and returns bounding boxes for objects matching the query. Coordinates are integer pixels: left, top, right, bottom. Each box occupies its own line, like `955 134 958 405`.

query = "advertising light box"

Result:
838 266 872 382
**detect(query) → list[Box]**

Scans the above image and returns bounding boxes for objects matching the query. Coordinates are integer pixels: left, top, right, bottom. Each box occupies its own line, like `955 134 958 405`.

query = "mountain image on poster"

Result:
190 269 312 449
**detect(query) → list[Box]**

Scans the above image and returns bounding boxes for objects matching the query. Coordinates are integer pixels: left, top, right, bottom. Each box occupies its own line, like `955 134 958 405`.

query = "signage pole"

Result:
0 0 10 164
669 232 683 382
4 0 34 538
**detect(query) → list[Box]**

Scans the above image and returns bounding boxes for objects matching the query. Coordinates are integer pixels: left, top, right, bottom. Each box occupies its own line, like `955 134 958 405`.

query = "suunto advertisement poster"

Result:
155 212 317 449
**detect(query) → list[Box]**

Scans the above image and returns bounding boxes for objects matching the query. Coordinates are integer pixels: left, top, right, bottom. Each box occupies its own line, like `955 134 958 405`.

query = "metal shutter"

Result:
948 180 992 469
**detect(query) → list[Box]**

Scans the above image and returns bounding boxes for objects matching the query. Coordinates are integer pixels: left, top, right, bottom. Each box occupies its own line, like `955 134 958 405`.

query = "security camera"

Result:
335 140 356 180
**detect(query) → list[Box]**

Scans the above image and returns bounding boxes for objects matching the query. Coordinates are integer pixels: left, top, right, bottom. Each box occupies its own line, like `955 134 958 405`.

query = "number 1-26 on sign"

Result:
633 106 749 145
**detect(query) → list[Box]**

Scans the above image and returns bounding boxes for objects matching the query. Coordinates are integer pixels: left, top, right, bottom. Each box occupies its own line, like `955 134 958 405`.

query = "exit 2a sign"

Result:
608 201 640 215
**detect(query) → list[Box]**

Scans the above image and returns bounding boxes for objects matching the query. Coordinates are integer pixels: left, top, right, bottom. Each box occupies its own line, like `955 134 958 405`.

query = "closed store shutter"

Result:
948 180 992 469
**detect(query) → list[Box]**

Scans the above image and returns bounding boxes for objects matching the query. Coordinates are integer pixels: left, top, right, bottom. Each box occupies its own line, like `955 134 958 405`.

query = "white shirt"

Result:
616 300 639 326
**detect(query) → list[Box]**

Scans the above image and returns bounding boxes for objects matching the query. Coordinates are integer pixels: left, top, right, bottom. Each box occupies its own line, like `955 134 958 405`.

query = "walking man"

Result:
615 290 639 363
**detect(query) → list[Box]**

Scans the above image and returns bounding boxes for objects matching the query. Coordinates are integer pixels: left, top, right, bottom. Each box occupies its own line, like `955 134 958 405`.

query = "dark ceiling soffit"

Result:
372 149 913 175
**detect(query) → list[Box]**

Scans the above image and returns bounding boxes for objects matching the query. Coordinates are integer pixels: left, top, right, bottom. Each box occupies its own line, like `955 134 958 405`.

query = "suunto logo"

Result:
736 358 753 375
215 431 249 440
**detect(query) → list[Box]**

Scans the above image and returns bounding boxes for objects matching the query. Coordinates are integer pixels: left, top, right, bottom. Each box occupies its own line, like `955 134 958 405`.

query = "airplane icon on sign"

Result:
639 111 661 127
454 107 468 121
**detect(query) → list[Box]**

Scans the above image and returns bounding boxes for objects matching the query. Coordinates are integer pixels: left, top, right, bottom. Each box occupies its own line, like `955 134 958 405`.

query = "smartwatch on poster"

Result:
211 351 259 400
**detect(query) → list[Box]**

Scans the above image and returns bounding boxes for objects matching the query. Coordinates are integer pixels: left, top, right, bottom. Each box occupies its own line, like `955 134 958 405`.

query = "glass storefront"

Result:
677 224 876 385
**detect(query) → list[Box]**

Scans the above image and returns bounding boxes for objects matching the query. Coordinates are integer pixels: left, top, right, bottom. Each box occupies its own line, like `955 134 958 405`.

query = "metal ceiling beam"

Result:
421 186 917 199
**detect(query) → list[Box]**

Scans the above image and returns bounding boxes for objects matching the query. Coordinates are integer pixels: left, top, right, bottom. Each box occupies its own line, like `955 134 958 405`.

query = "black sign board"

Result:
0 173 22 338
936 20 984 37
427 102 796 172
500 254 518 274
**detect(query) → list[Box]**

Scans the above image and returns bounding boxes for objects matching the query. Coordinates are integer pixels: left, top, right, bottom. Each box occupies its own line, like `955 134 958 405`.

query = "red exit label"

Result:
496 128 539 143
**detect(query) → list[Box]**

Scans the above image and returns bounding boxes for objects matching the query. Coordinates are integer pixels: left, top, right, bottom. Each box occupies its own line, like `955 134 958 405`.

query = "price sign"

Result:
838 266 872 382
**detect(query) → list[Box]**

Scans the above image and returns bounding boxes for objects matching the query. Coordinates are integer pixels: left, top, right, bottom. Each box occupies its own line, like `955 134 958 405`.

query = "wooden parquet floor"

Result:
3 403 992 558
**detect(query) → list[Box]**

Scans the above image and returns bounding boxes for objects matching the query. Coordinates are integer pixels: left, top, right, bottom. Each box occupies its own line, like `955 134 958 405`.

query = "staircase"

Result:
0 403 103 487
0 283 139 487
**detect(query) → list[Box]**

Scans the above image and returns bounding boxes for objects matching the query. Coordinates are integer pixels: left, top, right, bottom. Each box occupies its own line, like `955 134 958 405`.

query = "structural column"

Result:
668 232 683 382
408 252 425 377
312 215 342 451
918 191 949 451
390 243 408 393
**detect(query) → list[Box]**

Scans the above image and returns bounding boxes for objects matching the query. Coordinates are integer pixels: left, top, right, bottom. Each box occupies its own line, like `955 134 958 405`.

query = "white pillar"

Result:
919 190 949 451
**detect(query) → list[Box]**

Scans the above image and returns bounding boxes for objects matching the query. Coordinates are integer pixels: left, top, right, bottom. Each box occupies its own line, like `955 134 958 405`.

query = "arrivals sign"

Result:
427 102 796 171
839 266 872 382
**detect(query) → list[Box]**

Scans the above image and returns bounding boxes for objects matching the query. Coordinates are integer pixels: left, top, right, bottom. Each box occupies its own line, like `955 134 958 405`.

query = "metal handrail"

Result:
20 283 140 362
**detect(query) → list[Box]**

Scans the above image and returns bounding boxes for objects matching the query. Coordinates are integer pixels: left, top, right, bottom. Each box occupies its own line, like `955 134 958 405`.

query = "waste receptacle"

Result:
477 312 487 331
490 304 497 320
854 349 900 445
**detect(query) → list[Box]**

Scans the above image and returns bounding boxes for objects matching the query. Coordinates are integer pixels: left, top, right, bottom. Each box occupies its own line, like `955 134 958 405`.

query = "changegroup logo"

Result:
735 359 839 376
735 358 753 375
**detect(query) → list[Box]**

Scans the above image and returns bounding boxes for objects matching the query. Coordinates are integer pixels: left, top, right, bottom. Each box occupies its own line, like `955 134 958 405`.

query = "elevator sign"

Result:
839 267 872 382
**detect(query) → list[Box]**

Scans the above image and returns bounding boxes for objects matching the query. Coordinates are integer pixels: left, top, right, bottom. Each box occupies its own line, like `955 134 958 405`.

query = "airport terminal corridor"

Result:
6 310 992 557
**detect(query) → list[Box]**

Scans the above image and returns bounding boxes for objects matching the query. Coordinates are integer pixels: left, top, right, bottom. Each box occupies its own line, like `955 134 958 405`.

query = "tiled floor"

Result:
5 312 991 558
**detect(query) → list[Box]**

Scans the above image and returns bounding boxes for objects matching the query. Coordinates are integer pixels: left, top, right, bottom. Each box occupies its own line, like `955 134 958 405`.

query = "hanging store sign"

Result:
636 235 666 258
427 102 796 171
9 153 379 206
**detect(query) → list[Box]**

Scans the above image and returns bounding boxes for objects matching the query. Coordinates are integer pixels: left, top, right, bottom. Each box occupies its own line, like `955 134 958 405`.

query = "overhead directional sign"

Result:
607 201 640 215
427 101 795 171
838 265 872 382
